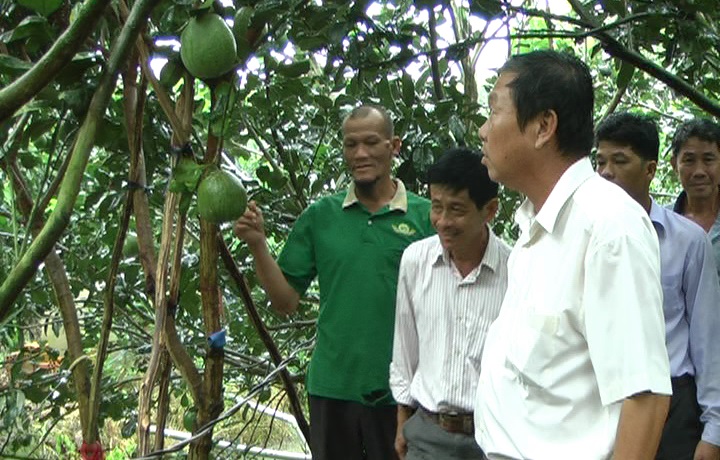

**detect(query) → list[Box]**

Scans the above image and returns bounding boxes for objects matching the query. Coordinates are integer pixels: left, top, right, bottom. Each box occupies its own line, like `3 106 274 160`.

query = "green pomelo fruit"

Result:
183 407 197 432
233 6 254 35
180 13 237 80
159 59 183 88
123 234 139 258
233 6 254 53
197 168 247 223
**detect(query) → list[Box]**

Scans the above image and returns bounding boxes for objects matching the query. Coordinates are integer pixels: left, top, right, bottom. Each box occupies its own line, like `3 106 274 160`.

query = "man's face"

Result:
596 141 655 205
671 137 720 201
342 111 400 186
478 72 536 189
430 184 496 256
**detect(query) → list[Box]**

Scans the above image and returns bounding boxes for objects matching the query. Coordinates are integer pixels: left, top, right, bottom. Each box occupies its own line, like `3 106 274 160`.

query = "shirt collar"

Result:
515 157 594 235
649 198 666 237
431 227 502 275
672 190 687 214
672 188 720 229
342 179 408 212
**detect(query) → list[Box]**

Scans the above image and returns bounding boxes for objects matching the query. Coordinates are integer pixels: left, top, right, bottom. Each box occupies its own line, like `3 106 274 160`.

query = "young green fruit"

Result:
180 13 237 80
183 407 198 432
123 234 139 258
197 168 247 223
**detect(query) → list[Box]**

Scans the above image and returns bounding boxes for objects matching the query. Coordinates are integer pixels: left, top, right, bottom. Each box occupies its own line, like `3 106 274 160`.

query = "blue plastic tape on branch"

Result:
208 329 226 349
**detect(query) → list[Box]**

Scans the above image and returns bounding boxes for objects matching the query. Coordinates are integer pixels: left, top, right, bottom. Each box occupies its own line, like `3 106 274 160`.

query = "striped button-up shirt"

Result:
389 231 509 412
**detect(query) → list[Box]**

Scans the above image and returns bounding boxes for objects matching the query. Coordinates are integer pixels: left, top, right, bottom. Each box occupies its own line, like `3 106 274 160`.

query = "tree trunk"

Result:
189 126 225 460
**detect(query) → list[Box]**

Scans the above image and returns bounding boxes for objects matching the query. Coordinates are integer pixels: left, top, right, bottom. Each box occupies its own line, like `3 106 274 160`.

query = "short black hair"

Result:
671 118 720 157
343 104 394 138
500 50 594 158
426 148 498 209
595 112 659 162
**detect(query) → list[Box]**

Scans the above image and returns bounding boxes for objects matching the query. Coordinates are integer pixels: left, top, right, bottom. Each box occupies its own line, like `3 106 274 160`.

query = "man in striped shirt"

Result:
389 148 510 460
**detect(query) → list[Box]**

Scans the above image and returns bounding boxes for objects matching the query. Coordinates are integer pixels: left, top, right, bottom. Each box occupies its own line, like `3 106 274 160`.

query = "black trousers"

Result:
309 395 397 460
656 374 702 460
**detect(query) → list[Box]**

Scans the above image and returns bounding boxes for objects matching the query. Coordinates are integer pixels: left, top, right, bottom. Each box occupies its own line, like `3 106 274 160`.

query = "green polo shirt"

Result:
278 180 434 405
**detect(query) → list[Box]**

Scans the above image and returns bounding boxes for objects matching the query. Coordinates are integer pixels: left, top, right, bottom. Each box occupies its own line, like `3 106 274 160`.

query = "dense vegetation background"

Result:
1 0 720 458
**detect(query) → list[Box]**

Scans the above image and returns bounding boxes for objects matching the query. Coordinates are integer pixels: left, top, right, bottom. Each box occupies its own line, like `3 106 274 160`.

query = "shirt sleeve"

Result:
277 207 317 295
583 227 672 406
684 233 720 446
389 248 419 407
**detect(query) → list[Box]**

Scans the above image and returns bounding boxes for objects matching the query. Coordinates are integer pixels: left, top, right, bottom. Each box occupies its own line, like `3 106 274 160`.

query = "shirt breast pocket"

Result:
661 271 683 314
504 312 560 389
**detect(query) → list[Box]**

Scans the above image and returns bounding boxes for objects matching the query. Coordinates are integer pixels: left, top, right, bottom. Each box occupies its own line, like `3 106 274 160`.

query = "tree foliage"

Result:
1 0 719 457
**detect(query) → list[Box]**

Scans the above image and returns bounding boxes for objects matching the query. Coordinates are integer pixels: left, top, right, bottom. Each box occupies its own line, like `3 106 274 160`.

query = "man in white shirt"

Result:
390 148 510 460
474 49 672 460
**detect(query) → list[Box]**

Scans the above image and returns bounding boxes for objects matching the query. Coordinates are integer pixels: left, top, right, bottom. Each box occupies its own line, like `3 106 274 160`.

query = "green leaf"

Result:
179 192 193 215
602 0 627 17
448 115 466 143
253 0 284 23
169 158 204 195
16 0 63 16
401 72 415 106
210 81 239 137
397 159 417 185
256 165 273 184
268 169 287 189
121 418 137 438
434 99 455 122
616 60 635 88
469 0 503 19
277 60 311 78
0 55 32 75
314 95 333 110
1 16 54 44
55 52 101 86
295 34 327 51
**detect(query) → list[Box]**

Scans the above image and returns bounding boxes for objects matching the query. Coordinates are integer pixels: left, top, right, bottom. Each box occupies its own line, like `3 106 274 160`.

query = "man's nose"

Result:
435 212 451 228
478 121 488 141
691 164 708 177
354 143 370 157
599 167 614 180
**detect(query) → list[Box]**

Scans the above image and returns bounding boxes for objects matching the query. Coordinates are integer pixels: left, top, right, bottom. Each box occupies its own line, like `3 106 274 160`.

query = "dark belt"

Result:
419 406 474 435
671 373 695 390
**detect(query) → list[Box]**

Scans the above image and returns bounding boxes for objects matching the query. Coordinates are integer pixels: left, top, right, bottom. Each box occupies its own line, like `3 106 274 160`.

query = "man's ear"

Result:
391 136 402 156
646 160 658 182
534 110 558 150
483 197 499 223
670 154 678 173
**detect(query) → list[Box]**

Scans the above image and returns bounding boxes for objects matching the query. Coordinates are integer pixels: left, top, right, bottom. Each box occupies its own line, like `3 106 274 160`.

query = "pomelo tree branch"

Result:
0 0 111 124
0 0 162 321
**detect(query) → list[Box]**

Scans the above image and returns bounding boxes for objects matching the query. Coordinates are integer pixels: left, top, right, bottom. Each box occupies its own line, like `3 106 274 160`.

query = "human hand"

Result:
395 429 407 460
233 201 267 249
695 440 720 460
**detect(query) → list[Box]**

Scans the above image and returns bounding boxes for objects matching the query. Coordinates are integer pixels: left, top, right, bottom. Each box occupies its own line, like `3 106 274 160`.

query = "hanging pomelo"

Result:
180 13 237 80
197 168 247 223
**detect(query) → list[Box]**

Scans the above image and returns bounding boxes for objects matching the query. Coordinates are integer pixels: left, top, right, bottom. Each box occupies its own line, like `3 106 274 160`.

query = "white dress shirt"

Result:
389 230 510 412
475 157 672 460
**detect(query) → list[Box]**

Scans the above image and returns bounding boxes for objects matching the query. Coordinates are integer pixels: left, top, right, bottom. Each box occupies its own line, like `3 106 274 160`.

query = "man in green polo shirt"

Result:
234 104 434 459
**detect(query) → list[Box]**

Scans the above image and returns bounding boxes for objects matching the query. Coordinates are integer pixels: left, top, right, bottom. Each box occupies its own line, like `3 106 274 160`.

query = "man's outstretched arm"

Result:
234 201 300 315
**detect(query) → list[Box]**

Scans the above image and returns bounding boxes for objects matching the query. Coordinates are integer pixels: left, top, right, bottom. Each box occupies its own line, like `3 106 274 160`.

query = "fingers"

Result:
247 200 263 218
394 437 407 460
242 201 263 222
233 200 265 241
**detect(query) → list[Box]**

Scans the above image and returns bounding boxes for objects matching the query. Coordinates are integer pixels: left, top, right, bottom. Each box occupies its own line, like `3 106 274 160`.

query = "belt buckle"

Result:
438 412 473 435
438 412 460 433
